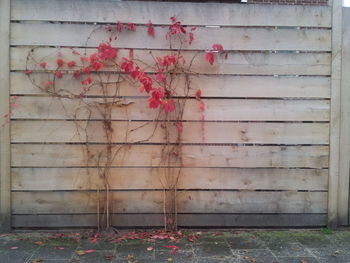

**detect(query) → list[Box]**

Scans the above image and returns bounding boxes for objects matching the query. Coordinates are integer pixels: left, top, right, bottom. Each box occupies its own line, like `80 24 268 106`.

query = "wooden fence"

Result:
0 0 349 230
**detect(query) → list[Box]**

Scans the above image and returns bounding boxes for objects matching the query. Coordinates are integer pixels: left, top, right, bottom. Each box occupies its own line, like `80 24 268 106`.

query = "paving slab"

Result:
0 229 349 263
235 249 278 263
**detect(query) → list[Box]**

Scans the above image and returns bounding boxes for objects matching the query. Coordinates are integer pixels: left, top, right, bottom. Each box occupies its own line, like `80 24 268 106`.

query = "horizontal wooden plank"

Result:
12 190 327 214
12 213 327 228
11 23 331 51
11 167 328 191
11 0 331 27
11 47 331 76
11 144 329 168
11 72 331 99
11 121 330 144
11 97 330 121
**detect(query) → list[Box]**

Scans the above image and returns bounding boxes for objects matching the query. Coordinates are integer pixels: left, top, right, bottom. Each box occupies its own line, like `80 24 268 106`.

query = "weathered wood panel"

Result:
338 8 350 226
11 23 331 51
0 0 11 232
11 72 331 99
12 97 330 121
8 0 334 228
11 121 330 144
12 214 327 228
12 167 328 191
12 191 327 214
11 47 332 76
11 144 329 168
11 0 331 27
328 0 343 228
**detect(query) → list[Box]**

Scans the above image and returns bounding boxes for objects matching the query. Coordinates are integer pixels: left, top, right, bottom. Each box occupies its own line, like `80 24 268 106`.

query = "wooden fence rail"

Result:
1 0 349 230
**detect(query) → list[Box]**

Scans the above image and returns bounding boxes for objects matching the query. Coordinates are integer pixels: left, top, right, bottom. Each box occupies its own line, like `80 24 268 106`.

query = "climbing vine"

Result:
22 17 225 231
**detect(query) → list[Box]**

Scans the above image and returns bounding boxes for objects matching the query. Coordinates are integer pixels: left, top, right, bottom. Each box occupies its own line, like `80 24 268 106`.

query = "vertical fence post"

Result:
339 7 350 226
0 0 11 232
328 0 343 228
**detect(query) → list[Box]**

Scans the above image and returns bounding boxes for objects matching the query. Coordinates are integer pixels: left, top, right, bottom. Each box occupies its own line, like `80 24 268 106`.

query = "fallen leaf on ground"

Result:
55 247 65 250
166 258 173 262
251 258 257 262
76 249 95 255
104 255 114 261
243 256 250 259
163 245 178 249
147 246 153 251
32 259 42 263
127 254 134 259
10 246 18 250
34 241 43 246
300 260 309 263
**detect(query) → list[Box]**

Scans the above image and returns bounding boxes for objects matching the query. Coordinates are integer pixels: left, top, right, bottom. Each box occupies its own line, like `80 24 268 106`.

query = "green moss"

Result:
320 228 334 235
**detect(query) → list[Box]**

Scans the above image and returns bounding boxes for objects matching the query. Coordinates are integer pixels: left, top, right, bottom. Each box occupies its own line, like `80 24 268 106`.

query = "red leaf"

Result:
127 23 136 31
205 52 214 65
44 81 54 88
73 71 80 79
81 77 92 85
131 67 140 79
129 49 134 58
98 42 118 60
189 32 194 45
195 89 201 101
121 58 134 73
212 44 224 52
54 71 63 78
24 70 33 75
67 61 76 68
147 21 155 37
147 246 153 251
199 101 205 112
85 249 95 254
190 26 197 31
72 49 80 55
116 21 123 32
149 97 161 109
177 122 183 133
162 99 175 113
163 246 178 249
39 62 47 68
156 73 166 82
56 59 64 67
80 57 89 62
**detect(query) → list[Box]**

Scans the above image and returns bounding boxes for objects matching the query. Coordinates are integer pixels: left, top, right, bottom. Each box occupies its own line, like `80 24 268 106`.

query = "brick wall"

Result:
247 0 328 5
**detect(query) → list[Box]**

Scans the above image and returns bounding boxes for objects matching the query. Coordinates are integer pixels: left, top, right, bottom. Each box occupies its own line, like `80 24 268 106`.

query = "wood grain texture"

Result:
9 0 335 229
11 0 331 27
328 0 342 228
11 144 329 168
12 190 327 214
338 8 350 226
12 213 327 228
11 97 330 121
11 47 331 76
0 0 11 232
11 121 330 144
11 23 331 51
11 72 331 99
12 167 328 191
